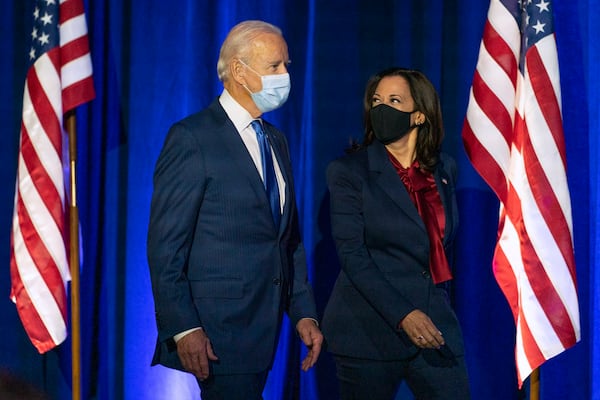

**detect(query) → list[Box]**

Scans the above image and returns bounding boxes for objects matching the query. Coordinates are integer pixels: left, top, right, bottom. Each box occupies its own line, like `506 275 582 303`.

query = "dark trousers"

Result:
198 370 269 400
335 349 470 400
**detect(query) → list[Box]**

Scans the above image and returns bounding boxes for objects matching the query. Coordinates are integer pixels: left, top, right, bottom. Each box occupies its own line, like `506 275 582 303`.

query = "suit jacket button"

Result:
272 278 281 286
422 270 431 279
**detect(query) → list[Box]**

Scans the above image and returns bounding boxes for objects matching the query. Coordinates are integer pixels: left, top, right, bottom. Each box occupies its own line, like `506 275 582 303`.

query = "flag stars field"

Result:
536 0 550 12
532 20 546 34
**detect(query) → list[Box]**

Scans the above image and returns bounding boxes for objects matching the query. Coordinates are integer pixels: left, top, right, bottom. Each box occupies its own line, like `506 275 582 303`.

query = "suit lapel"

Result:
208 100 295 236
210 101 270 210
368 142 426 233
368 141 457 246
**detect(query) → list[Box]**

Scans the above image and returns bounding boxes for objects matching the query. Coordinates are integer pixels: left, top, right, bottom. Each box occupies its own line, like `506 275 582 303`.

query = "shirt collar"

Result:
219 89 256 133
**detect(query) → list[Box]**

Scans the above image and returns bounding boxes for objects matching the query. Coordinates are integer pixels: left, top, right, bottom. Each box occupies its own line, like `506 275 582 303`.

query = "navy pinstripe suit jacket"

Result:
322 141 465 361
147 99 317 375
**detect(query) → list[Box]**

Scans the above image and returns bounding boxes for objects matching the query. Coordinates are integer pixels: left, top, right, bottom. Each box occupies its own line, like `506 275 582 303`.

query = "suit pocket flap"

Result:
190 279 244 299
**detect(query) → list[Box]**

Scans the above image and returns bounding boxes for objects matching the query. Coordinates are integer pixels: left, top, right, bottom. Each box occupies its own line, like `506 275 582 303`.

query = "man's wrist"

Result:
296 317 319 329
173 327 203 343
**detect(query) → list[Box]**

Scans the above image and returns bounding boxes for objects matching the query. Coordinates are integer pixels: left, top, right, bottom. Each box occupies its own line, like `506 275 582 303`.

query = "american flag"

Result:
462 0 580 387
10 0 94 354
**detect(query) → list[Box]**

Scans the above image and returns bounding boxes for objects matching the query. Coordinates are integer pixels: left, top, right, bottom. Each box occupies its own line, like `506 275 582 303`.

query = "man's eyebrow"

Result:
264 59 290 65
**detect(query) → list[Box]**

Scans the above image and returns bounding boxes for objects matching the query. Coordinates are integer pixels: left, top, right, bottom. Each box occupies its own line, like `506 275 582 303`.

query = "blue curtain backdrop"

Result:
1 1 598 399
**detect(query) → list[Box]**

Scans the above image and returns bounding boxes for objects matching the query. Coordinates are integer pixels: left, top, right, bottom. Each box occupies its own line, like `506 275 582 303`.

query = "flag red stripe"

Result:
526 45 567 164
9 250 56 353
19 124 64 229
461 121 508 201
520 128 577 283
492 246 519 320
45 46 62 77
21 69 65 229
25 68 62 155
517 56 577 279
15 194 67 310
471 70 513 138
61 36 92 66
63 76 95 112
470 70 513 148
482 21 518 85
59 0 85 23
519 316 546 375
60 35 95 112
504 187 576 347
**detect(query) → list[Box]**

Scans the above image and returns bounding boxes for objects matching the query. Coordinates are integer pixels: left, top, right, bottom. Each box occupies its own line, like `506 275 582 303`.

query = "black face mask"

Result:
370 104 417 145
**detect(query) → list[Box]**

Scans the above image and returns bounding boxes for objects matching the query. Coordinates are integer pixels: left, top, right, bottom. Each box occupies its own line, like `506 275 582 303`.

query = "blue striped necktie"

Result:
251 120 281 228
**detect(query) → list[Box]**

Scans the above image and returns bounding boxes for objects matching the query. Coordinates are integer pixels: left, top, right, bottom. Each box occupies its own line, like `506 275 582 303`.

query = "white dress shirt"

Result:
219 89 286 213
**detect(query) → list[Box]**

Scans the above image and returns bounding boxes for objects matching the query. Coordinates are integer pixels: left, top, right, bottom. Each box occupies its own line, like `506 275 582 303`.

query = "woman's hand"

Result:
399 309 445 349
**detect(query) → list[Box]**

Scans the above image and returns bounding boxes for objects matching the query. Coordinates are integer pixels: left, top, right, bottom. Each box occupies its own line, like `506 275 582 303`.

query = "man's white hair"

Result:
217 20 282 82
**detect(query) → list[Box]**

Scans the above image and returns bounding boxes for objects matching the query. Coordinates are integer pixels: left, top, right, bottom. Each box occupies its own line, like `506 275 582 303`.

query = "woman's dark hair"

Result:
349 67 444 172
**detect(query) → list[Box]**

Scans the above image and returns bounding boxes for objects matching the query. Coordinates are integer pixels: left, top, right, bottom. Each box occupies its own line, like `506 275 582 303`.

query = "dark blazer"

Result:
147 99 317 375
322 140 464 361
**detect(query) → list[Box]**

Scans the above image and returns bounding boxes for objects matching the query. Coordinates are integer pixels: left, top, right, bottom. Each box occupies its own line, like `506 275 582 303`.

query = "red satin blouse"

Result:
388 154 452 284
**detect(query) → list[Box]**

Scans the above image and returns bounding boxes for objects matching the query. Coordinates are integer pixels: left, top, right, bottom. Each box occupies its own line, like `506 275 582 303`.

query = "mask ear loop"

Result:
236 59 262 95
237 59 262 78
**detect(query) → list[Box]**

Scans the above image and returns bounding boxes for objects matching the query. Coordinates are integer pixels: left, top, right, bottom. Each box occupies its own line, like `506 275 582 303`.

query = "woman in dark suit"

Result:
322 67 470 400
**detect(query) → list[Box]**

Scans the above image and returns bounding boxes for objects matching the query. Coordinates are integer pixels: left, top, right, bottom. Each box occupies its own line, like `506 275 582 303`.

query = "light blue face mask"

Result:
240 60 291 113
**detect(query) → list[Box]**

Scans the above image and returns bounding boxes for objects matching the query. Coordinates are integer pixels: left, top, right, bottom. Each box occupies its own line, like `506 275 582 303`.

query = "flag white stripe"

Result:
12 211 67 344
17 152 70 280
523 71 574 227
536 38 562 110
21 84 65 198
506 151 568 346
487 0 520 60
525 112 574 233
62 56 93 89
477 44 517 116
499 211 563 356
515 315 533 379
59 14 88 46
33 54 63 121
465 92 511 173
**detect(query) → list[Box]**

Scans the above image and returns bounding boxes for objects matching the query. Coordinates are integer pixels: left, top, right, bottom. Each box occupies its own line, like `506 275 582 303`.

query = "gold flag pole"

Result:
65 110 82 400
530 368 540 400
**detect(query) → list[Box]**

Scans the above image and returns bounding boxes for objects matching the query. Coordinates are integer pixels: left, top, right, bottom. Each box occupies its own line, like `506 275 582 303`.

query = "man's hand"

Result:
399 309 445 349
296 318 323 371
176 329 219 380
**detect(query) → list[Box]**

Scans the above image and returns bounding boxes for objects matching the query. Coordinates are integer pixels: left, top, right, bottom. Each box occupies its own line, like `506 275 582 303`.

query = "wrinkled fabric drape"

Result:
1 1 598 399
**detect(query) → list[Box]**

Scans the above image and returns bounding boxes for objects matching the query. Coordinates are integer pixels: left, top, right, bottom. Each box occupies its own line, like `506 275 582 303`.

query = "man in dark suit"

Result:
147 20 323 400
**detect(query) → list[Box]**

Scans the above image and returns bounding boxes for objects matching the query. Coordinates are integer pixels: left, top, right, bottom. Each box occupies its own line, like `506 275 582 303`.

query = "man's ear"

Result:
230 59 247 86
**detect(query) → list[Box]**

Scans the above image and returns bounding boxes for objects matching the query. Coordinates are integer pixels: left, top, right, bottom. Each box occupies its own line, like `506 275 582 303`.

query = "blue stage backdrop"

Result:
1 1 598 399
